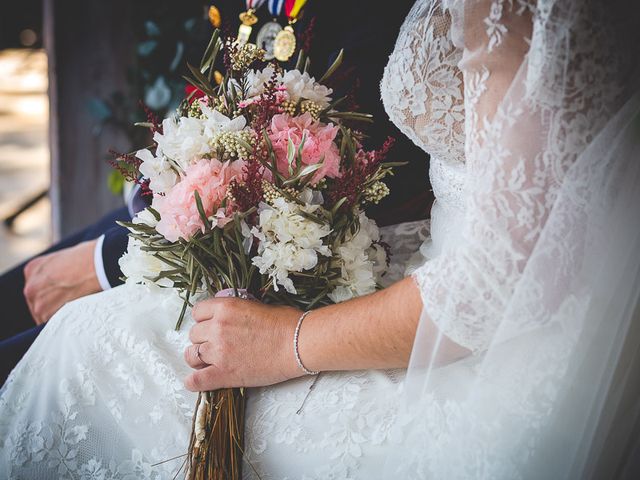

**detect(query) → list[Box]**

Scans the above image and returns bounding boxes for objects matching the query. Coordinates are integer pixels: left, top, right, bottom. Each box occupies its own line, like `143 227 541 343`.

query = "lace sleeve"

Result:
412 0 632 353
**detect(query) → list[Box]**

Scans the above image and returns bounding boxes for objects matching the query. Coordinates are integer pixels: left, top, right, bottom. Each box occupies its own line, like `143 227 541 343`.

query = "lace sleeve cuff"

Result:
411 256 498 354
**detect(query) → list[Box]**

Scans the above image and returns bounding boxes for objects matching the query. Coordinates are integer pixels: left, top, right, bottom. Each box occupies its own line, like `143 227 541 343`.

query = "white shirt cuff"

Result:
93 234 112 291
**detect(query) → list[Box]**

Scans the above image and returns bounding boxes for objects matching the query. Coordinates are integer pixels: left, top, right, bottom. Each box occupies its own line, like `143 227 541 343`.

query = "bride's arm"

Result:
184 278 469 391
295 278 468 372
184 1 534 392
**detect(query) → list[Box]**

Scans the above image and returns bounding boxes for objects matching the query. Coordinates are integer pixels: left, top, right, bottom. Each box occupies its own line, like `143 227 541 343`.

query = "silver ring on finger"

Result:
196 343 204 363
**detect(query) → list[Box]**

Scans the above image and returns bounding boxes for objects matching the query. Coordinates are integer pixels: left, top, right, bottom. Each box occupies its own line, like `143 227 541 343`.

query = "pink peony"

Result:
268 112 341 184
154 158 246 242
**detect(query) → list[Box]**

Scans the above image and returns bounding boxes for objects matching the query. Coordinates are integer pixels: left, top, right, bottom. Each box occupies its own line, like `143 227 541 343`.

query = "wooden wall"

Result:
44 0 134 239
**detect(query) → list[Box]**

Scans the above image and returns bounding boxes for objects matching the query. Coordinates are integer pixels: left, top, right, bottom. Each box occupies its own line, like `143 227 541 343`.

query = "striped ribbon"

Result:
246 0 267 10
267 0 285 16
284 0 307 19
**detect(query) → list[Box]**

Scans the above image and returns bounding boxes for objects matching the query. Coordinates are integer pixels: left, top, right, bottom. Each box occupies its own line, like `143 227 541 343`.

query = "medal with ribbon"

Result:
238 0 267 44
257 0 286 60
273 0 307 62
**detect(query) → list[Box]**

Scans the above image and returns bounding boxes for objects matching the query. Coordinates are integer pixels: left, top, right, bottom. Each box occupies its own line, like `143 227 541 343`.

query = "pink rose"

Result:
154 158 246 242
268 112 341 184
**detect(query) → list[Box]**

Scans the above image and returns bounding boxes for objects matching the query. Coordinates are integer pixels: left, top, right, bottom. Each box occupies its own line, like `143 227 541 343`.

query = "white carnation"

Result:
136 148 178 194
200 105 248 137
153 116 210 171
328 212 387 303
251 197 331 294
246 66 333 108
246 65 277 98
118 237 173 289
280 70 333 107
140 109 249 192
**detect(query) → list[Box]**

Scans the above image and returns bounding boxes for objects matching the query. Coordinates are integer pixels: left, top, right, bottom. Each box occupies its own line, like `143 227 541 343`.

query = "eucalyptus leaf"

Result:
320 96 347 116
319 48 344 84
286 137 296 175
330 197 347 216
186 63 217 96
134 121 154 128
193 190 211 233
327 111 374 123
282 163 322 186
147 207 161 222
295 49 306 72
200 29 221 73
294 132 307 175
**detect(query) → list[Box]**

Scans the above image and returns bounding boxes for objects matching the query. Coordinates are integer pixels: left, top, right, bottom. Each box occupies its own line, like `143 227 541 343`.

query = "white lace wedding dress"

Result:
2 1 640 479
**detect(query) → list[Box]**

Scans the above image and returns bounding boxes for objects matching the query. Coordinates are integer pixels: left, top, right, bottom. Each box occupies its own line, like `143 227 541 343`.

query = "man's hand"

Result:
23 240 102 325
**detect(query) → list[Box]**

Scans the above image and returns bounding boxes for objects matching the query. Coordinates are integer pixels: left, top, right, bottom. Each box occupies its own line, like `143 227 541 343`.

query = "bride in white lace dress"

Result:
2 1 640 478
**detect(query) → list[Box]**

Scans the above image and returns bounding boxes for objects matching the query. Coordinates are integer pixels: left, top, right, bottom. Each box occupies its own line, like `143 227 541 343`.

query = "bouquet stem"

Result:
186 388 246 480
186 289 251 480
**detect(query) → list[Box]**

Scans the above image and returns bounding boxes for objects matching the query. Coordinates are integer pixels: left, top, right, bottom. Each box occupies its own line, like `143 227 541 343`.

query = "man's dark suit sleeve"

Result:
96 225 129 289
95 185 149 290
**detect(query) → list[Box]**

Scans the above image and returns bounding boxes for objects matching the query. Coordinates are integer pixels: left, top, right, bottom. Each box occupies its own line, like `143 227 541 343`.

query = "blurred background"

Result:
0 0 213 270
0 0 47 270
0 0 432 273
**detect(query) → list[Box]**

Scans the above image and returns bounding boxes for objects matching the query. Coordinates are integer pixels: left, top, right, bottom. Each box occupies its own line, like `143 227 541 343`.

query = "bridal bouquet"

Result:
113 30 399 479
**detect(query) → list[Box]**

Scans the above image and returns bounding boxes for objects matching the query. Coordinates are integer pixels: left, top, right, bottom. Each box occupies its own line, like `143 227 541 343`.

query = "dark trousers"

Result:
0 207 130 385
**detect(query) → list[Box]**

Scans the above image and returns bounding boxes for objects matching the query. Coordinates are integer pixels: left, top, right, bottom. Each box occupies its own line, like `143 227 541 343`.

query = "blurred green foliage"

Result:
89 1 214 194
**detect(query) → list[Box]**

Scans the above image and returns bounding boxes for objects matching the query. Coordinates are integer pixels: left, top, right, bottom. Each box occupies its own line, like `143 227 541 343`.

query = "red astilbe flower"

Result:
228 151 265 213
367 136 395 164
344 76 361 112
108 150 141 180
327 136 395 210
138 178 153 197
138 101 162 135
298 17 316 54
108 149 153 196
249 68 284 131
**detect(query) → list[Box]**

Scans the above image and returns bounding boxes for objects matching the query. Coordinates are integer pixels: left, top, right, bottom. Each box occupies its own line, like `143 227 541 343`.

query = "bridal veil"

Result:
388 0 640 478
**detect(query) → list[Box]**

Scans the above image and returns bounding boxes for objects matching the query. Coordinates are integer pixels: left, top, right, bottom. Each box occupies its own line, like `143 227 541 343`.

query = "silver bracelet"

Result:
294 311 319 376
